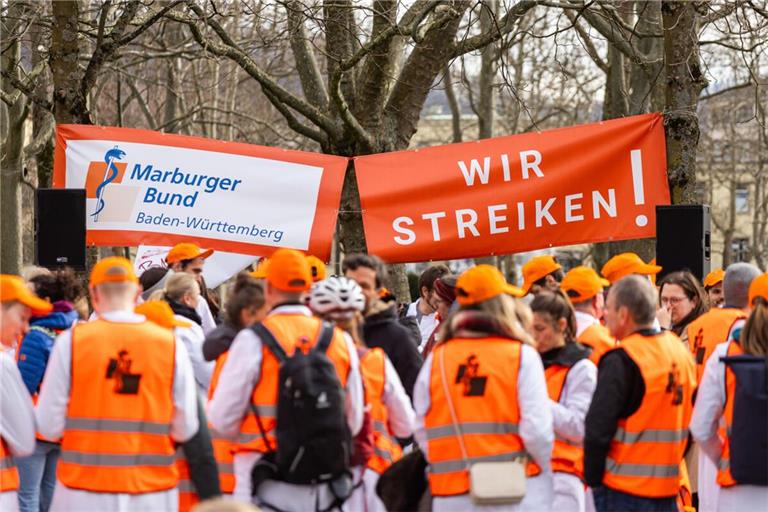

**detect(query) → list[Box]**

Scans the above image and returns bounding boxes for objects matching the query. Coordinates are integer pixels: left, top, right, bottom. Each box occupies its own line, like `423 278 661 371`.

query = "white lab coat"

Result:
0 349 36 512
195 298 217 335
207 305 365 509
35 310 199 512
174 317 214 393
406 300 440 352
690 339 768 512
549 358 597 512
347 355 416 512
413 343 555 512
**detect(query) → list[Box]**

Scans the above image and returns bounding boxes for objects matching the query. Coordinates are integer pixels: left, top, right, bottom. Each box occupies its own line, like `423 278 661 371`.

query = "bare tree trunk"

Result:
443 65 462 143
629 1 664 114
1 0 28 274
662 0 707 204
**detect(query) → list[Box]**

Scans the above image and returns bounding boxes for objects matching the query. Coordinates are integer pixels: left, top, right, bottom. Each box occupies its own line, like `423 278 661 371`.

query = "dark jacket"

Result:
17 303 79 395
202 323 239 362
180 397 221 500
363 301 422 399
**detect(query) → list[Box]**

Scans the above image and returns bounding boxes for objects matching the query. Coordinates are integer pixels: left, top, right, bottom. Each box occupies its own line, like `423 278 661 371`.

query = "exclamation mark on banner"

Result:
631 149 648 227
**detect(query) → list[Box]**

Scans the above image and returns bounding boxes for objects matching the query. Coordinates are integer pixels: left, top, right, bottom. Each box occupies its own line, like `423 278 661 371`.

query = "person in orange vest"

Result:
135 300 221 512
690 272 768 512
1 275 49 512
531 290 597 511
600 253 662 286
584 275 695 512
207 249 364 509
521 254 564 296
35 257 199 511
203 273 268 499
166 243 217 334
560 266 616 364
414 264 555 511
703 268 725 308
308 276 415 512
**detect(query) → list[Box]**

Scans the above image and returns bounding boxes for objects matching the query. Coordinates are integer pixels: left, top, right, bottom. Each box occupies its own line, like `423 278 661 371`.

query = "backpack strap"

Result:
252 322 288 363
313 321 335 355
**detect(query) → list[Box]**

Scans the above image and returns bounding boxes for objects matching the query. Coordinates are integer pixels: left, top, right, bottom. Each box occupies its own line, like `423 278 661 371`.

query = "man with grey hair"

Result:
686 262 761 382
584 275 695 512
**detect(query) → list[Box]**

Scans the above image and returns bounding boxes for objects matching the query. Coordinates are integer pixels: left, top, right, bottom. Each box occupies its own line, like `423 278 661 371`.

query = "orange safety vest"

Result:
238 314 351 452
603 331 695 497
208 352 235 494
544 364 584 479
716 340 743 487
0 437 19 492
687 308 746 382
360 348 403 474
58 319 178 493
578 323 616 365
424 337 540 497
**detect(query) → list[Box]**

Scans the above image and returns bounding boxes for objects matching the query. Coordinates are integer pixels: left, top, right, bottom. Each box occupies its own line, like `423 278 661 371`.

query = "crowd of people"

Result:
1 243 766 512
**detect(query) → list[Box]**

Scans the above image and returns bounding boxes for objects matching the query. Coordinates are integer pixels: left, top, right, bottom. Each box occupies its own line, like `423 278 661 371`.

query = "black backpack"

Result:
720 353 768 486
250 321 352 485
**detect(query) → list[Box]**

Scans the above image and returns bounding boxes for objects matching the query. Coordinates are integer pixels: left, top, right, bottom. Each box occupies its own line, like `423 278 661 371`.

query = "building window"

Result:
735 184 749 214
731 238 750 262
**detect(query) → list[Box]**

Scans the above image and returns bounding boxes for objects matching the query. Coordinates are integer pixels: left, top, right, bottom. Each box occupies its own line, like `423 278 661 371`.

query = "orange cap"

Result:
456 265 524 305
250 258 269 279
265 249 312 292
748 272 768 306
0 274 53 315
166 243 214 264
561 266 610 302
90 257 139 287
521 255 562 295
601 253 662 284
306 255 327 283
703 268 725 289
135 301 191 329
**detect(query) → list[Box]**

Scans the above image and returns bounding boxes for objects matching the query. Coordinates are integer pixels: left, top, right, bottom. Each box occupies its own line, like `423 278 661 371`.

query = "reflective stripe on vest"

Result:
545 364 584 478
58 320 177 493
603 332 695 498
425 422 520 440
0 437 19 492
429 451 528 475
613 427 689 444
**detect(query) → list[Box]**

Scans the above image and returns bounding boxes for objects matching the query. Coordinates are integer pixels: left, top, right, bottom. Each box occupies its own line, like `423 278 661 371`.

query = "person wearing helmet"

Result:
308 277 415 512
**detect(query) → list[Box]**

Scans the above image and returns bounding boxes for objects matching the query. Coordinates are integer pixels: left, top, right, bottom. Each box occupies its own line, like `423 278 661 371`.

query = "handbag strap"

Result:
438 346 471 467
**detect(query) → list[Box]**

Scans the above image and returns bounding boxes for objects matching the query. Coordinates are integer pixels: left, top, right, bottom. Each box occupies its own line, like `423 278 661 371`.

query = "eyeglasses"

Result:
661 296 689 306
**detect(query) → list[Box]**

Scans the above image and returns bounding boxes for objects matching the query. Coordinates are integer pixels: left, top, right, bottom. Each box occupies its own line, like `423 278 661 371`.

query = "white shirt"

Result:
0 349 35 457
36 310 199 443
174 318 213 393
208 304 364 440
551 358 597 445
379 356 416 438
406 300 439 351
575 311 600 338
196 298 217 335
413 343 554 472
690 341 732 468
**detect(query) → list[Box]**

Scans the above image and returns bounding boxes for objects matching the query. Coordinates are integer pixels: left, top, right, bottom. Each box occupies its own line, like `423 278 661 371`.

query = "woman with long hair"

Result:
414 265 554 511
691 273 768 511
15 269 85 512
657 271 709 346
308 276 414 512
530 291 596 512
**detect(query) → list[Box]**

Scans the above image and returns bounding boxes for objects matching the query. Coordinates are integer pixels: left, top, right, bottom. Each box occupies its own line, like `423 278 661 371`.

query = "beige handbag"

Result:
439 347 527 505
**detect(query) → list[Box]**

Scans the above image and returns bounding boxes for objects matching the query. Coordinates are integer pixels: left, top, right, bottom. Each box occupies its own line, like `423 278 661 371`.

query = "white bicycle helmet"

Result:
309 276 365 320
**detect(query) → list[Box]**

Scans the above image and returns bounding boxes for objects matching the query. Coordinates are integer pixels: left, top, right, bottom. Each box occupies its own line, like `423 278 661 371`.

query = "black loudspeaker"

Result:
656 205 711 282
36 189 86 270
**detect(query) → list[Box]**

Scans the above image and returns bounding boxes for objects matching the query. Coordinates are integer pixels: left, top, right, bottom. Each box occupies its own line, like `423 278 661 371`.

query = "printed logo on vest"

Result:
455 355 487 397
666 362 683 405
694 328 705 364
105 349 142 395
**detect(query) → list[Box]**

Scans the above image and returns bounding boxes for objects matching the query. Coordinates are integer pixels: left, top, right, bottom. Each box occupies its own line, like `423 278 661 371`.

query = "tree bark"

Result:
662 0 707 204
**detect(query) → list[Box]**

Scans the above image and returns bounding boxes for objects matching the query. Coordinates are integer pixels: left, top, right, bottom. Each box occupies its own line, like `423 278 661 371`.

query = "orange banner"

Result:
355 113 670 263
54 125 348 260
